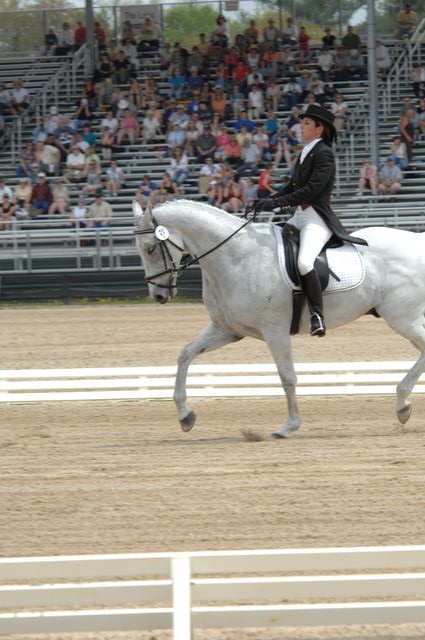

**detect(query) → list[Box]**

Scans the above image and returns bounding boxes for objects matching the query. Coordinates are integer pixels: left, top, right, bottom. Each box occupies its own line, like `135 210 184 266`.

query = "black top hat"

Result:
299 104 337 141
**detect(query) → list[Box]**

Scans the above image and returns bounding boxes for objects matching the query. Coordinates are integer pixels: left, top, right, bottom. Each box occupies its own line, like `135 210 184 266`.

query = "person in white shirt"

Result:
376 40 391 75
71 196 87 229
100 111 118 133
65 145 86 182
248 84 265 119
0 178 13 202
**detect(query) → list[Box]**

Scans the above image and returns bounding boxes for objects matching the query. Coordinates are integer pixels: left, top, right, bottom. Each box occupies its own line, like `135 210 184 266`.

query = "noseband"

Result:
135 212 255 291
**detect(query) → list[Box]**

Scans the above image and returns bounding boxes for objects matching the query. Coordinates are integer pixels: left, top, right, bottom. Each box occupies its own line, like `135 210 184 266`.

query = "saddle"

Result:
281 223 340 335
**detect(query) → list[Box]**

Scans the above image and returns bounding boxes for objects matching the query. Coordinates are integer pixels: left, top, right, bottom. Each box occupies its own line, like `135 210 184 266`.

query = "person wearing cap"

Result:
44 27 58 55
29 173 53 217
322 27 336 49
378 156 403 197
397 3 418 39
86 189 113 229
251 104 367 338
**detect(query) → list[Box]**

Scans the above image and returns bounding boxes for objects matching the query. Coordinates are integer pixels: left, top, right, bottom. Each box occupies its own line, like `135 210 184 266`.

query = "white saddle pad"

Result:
273 225 365 294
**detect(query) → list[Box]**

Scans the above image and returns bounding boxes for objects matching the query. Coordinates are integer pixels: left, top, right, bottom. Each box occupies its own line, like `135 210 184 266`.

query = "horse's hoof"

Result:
180 410 196 432
397 403 412 425
271 430 289 439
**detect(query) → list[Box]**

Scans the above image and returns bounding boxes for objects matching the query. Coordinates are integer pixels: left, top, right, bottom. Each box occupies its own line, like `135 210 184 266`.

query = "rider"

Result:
251 104 368 338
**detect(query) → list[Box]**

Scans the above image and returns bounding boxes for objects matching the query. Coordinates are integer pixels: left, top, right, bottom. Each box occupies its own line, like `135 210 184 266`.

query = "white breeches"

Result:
287 206 332 276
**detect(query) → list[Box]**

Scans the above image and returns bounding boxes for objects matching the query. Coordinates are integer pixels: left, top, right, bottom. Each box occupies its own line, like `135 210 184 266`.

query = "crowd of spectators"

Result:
0 4 424 232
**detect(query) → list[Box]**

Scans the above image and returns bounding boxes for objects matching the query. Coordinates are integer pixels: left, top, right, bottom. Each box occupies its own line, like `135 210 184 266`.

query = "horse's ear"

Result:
133 199 144 225
145 200 153 226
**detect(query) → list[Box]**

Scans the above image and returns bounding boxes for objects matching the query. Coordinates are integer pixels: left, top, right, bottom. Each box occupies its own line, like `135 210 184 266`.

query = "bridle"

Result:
135 212 255 291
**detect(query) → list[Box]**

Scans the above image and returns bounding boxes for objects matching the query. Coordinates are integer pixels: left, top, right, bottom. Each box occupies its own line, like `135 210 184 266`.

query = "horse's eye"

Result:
147 245 156 255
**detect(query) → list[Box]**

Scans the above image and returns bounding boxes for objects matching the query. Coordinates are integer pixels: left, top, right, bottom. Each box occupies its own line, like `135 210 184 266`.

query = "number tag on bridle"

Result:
155 225 169 241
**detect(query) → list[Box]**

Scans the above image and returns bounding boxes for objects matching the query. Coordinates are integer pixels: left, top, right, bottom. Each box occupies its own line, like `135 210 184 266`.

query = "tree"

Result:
163 4 219 47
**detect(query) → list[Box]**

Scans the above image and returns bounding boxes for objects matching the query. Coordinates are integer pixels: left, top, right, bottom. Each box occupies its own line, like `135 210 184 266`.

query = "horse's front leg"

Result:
262 327 301 439
174 322 241 432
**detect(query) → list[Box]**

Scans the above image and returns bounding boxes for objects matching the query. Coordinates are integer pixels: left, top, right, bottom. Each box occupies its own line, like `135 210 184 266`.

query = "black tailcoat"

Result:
277 140 367 247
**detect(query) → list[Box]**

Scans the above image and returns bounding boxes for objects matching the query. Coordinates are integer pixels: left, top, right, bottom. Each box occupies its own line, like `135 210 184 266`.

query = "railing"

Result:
1 546 425 637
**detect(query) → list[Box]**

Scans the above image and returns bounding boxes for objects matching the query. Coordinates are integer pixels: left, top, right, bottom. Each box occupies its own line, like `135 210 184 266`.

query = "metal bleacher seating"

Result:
1 24 425 276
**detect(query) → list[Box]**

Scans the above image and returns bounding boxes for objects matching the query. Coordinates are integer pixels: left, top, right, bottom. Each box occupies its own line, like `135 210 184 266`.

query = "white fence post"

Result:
172 555 192 640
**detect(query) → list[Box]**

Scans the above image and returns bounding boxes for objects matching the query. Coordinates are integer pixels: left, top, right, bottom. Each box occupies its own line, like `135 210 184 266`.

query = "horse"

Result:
133 199 425 439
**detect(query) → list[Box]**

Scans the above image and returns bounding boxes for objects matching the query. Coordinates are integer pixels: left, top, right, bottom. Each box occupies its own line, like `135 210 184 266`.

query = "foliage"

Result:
163 3 219 47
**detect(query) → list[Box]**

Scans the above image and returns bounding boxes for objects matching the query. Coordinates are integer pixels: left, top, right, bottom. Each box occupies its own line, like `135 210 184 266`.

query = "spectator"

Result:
39 133 61 176
187 67 205 94
159 173 179 203
330 93 349 132
105 160 126 196
397 3 418 39
82 124 97 149
17 141 39 182
390 135 409 169
113 50 132 84
142 109 161 143
81 160 103 197
211 87 227 120
74 21 86 49
196 124 217 162
242 176 257 207
281 16 297 46
265 78 281 113
10 80 30 116
298 26 310 62
137 15 161 52
234 110 255 133
322 26 336 49
0 83 12 115
236 124 252 147
94 21 107 51
376 40 391 75
48 177 69 215
65 144 86 182
263 18 280 49
356 159 378 196
0 177 13 202
70 196 87 230
237 138 260 176
216 124 231 161
223 134 242 168
44 27 58 55
198 156 222 194
86 188 113 230
246 44 260 70
346 49 365 81
416 97 425 139
333 46 349 82
167 123 186 153
257 163 275 199
57 22 73 54
185 121 201 156
29 172 53 217
168 65 187 101
400 95 415 116
0 113 4 140
253 123 270 160
95 52 115 82
74 97 94 129
84 145 101 170
166 146 189 189
98 78 114 112
378 156 403 197
221 173 243 213
317 46 334 83
100 126 115 161
168 106 189 130
82 79 99 112
342 25 361 52
122 20 136 45
248 83 264 119
279 44 297 76
281 74 302 110
232 59 249 94
13 177 32 215
128 77 143 110
0 194 16 230
136 175 158 206
116 109 139 145
100 110 118 134
106 38 119 62
399 108 416 163
159 42 173 79
212 14 229 47
411 63 425 99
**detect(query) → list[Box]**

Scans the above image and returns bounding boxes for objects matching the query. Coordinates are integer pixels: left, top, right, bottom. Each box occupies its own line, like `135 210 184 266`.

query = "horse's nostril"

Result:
154 294 164 302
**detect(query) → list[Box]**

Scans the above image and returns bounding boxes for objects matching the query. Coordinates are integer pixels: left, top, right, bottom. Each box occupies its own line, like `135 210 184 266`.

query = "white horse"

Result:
134 199 425 439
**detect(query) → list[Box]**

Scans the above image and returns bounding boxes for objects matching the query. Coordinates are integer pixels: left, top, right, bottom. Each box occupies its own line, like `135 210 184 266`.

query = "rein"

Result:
135 212 255 290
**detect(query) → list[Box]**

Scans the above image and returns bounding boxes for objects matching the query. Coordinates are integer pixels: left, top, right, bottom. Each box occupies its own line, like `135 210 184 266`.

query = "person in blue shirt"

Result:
234 111 255 133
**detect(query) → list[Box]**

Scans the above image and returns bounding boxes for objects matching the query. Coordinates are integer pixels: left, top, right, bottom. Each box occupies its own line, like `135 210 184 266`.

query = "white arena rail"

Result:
0 361 423 403
1 546 425 637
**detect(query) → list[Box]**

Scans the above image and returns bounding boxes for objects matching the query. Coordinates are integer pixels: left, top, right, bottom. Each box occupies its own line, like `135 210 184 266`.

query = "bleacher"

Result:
1 22 425 276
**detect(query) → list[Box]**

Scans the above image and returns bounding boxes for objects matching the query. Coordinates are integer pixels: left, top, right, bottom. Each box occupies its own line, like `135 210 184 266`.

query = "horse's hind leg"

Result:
174 322 241 432
386 314 425 424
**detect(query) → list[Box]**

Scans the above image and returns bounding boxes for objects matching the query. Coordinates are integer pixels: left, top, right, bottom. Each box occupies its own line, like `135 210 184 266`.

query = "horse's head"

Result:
133 200 183 304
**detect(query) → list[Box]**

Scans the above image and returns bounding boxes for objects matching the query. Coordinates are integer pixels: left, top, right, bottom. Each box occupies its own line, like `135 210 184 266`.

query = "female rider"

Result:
252 104 368 337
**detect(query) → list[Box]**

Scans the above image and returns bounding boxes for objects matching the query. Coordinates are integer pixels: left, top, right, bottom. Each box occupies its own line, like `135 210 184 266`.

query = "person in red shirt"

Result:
95 21 107 50
257 163 274 199
74 21 86 48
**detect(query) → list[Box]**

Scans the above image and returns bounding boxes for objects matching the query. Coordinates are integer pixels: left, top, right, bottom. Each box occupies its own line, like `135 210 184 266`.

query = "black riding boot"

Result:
301 269 326 337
